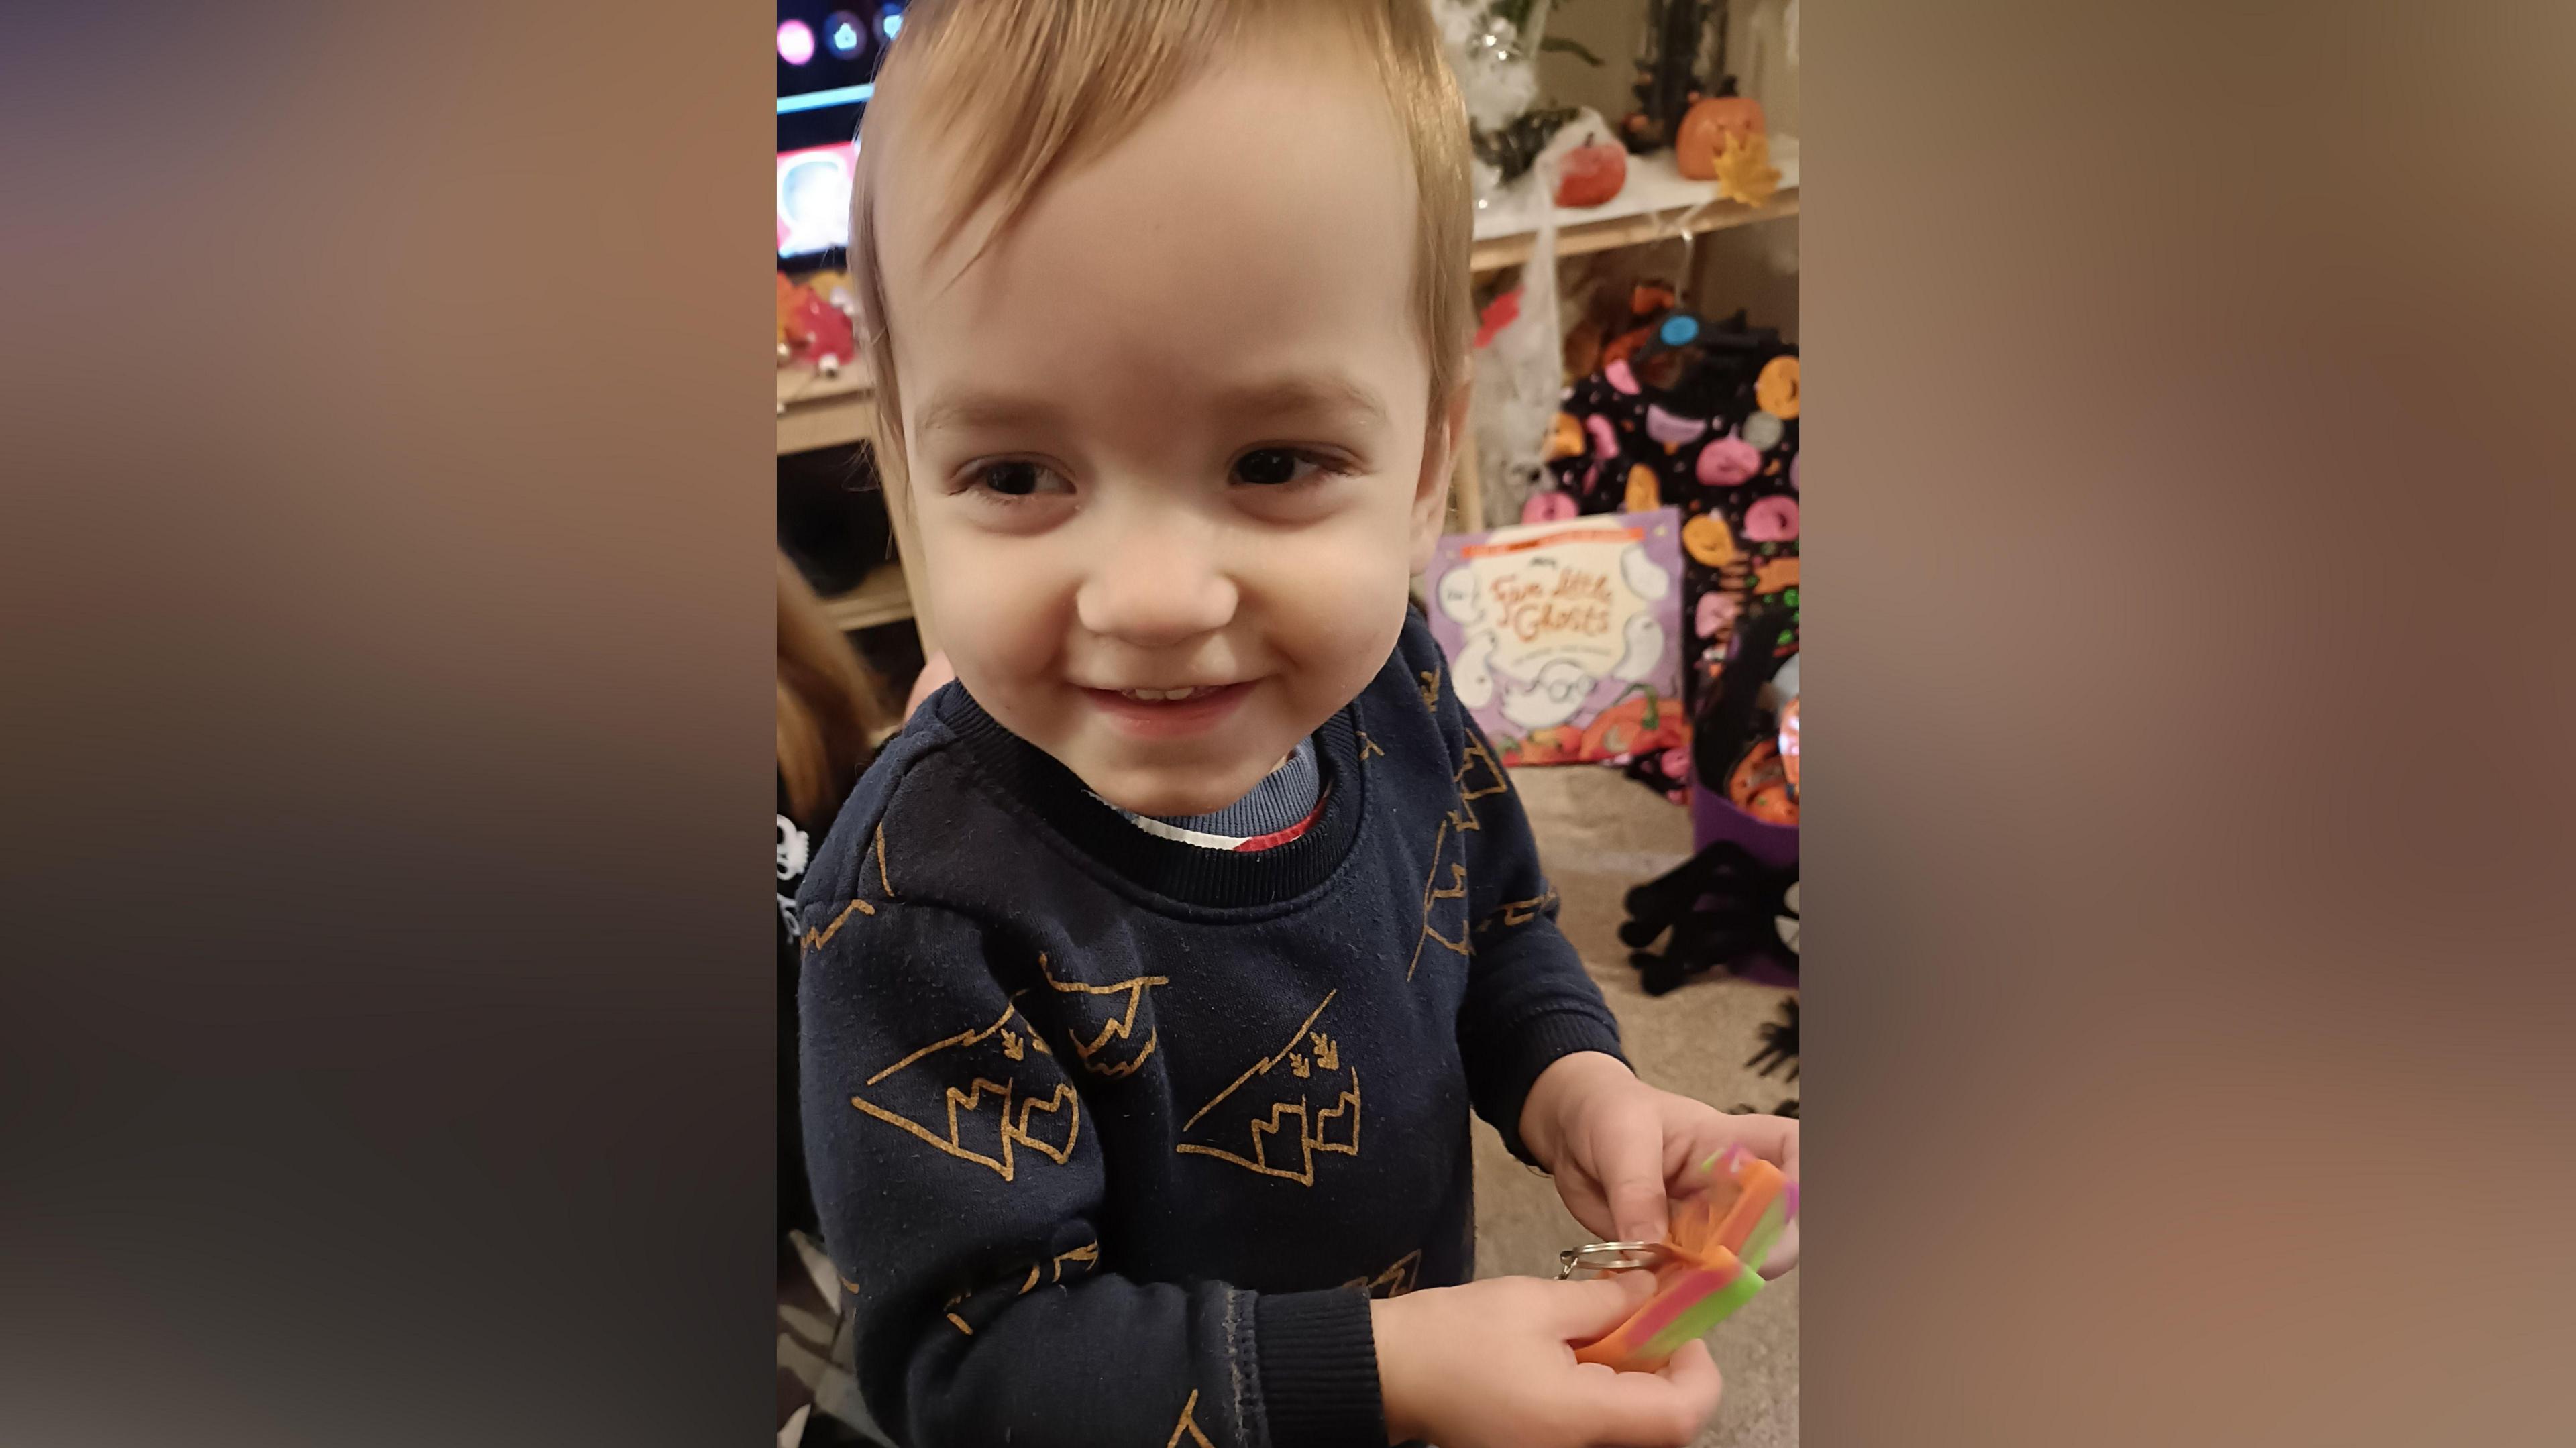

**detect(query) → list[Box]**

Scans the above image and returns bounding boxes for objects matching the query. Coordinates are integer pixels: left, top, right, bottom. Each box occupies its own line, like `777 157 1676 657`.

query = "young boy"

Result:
797 3 1798 1445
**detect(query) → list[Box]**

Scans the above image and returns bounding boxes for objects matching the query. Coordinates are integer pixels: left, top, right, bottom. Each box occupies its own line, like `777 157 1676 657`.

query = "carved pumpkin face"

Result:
1676 95 1768 180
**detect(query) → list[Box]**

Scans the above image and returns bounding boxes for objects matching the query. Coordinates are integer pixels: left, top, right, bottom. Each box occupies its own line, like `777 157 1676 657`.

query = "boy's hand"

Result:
1520 1052 1801 1276
1370 1273 1721 1448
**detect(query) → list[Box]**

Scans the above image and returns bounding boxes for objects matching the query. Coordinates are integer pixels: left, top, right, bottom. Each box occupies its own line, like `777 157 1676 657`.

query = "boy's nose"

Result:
1074 520 1238 649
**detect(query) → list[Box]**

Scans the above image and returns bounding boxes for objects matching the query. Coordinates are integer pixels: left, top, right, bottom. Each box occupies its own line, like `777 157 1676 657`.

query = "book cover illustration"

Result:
1422 508 1690 767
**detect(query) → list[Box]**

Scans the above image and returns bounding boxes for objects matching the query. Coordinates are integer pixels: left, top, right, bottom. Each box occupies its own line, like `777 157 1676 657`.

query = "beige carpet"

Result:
1472 766 1799 1448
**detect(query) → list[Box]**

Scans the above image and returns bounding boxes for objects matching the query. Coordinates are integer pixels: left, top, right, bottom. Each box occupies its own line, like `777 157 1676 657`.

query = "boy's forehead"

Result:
875 51 1427 407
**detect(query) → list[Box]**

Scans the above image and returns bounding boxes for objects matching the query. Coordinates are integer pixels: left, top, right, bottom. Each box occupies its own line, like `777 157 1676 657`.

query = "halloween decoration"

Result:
1618 0 1723 154
1747 997 1798 1082
1545 309 1799 710
1625 463 1664 512
1755 355 1801 419
1555 135 1630 207
1474 105 1581 186
1676 83 1768 180
1618 839 1799 995
1710 129 1784 206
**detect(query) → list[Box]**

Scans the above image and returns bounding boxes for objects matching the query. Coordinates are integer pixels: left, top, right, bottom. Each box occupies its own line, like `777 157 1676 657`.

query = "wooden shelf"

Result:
1468 142 1800 274
1472 191 1799 272
821 564 914 632
777 359 875 456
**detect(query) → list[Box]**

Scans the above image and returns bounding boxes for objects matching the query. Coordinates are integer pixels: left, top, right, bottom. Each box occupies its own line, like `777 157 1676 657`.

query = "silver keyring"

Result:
1557 1241 1669 1279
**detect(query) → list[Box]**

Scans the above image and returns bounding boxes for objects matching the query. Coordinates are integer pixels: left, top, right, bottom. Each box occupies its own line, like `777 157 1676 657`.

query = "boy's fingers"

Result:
1593 1112 1673 1243
1545 1269 1657 1338
1719 1112 1798 1182
1759 1218 1801 1278
1577 1341 1723 1447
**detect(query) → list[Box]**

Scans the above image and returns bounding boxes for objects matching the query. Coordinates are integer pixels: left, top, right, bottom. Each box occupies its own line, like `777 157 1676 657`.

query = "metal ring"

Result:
1557 1241 1668 1279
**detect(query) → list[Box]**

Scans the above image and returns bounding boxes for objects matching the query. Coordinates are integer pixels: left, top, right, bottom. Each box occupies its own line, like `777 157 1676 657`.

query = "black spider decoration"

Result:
1731 1097 1799 1119
1619 841 1797 996
1746 997 1798 1082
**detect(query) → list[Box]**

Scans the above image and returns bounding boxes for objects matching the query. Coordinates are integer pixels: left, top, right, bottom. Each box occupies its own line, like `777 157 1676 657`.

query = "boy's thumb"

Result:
1548 1270 1657 1339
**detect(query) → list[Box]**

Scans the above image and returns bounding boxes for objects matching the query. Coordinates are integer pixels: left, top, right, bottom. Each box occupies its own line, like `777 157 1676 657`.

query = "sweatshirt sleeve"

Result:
1435 673 1630 1164
798 894 1385 1448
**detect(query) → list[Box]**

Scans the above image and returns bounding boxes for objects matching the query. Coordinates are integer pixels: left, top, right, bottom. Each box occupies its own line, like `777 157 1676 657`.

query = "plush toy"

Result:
786 286 857 375
776 272 810 360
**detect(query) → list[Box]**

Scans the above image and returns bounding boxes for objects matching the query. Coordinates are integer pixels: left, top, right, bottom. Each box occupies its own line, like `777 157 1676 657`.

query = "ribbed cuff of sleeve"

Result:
1254 1287 1386 1447
1492 1010 1629 1165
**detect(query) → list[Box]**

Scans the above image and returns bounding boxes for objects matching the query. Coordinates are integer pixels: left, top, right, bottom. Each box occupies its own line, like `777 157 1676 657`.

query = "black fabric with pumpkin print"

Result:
1542 311 1800 795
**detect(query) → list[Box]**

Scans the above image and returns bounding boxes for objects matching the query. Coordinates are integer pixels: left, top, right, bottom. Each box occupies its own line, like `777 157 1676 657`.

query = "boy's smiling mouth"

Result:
1079 681 1257 739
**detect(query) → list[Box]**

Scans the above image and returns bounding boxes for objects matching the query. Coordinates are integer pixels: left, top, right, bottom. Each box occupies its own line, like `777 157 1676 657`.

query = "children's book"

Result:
1422 508 1690 766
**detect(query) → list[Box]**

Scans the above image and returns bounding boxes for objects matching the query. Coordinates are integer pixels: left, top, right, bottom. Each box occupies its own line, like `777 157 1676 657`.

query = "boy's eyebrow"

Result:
912 390 1064 443
1213 372 1389 429
912 373 1389 443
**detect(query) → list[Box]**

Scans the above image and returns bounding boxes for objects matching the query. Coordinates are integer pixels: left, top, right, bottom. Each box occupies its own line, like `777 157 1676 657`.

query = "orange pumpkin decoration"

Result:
1682 513 1739 569
1544 412 1586 462
1625 463 1662 513
1556 140 1628 209
1755 356 1800 419
1676 91 1767 181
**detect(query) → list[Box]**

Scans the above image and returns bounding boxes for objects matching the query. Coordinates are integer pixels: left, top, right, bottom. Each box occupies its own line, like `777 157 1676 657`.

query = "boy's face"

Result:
880 44 1462 817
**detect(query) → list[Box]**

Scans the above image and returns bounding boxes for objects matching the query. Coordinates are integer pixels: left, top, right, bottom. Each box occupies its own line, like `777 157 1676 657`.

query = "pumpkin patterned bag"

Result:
1539 309 1800 717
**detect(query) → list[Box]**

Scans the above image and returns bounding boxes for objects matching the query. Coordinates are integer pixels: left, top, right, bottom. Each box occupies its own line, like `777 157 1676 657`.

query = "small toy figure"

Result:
785 285 857 375
777 271 810 360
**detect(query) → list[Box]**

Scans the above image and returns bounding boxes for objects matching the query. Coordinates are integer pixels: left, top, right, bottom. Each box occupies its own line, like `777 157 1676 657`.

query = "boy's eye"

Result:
1232 448 1326 488
970 460 1071 498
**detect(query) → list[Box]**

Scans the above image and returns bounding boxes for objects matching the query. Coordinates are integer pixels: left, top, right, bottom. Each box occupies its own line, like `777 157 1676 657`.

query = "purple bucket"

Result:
1690 778 1799 869
1688 780 1799 987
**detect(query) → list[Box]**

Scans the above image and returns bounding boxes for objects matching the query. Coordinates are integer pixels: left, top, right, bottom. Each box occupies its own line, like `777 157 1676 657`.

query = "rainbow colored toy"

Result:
1571 1145 1796 1372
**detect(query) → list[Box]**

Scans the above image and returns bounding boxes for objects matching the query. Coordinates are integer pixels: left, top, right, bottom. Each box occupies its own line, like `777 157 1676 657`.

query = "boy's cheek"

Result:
918 541 1070 685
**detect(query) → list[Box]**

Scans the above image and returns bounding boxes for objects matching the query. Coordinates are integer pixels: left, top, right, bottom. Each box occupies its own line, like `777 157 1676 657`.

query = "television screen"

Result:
778 3 901 263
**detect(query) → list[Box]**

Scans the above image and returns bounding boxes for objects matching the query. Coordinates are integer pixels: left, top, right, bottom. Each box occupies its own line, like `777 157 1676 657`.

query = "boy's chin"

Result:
1075 755 1274 820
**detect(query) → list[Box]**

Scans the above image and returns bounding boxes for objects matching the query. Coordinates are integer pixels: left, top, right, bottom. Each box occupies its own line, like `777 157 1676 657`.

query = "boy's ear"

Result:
1409 378 1475 575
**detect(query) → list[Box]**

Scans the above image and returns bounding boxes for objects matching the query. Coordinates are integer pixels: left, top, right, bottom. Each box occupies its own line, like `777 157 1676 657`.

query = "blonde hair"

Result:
847 0 1473 504
777 553 896 821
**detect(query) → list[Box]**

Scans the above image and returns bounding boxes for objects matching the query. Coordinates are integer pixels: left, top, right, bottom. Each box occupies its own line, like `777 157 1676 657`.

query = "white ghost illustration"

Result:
1499 657 1596 730
1618 542 1672 601
777 815 810 881
1611 612 1666 683
1452 629 1499 708
1436 567 1485 625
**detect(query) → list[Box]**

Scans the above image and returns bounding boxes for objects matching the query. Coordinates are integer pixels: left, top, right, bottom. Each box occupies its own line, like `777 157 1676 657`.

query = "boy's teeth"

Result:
1121 686 1214 702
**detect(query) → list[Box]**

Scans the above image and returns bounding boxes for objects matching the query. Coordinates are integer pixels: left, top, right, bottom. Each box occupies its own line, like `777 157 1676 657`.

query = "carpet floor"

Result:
1474 765 1799 1448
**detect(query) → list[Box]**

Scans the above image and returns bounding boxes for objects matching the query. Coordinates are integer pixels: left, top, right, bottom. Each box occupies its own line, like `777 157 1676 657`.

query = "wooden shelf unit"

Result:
819 563 914 632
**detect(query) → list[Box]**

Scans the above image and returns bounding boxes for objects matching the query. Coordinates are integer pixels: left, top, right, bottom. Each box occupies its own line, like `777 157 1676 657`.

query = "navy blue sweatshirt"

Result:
796 611 1625 1447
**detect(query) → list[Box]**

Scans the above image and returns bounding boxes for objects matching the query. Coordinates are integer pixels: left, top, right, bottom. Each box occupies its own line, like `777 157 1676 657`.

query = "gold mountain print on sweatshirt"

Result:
1037 952 1169 1080
1174 993 1359 1186
846 994 1079 1182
